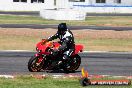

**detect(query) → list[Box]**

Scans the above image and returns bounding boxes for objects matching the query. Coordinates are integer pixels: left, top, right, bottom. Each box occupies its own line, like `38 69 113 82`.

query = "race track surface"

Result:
1 11 132 17
0 24 132 31
0 52 132 76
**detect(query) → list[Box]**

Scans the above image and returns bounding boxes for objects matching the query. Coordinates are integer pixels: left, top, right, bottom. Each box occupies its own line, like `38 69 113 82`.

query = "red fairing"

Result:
36 41 48 52
35 53 39 57
73 44 84 55
36 41 61 54
36 40 83 55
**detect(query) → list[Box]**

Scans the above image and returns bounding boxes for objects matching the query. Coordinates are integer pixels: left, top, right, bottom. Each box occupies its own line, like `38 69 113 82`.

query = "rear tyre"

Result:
28 56 44 72
63 54 81 73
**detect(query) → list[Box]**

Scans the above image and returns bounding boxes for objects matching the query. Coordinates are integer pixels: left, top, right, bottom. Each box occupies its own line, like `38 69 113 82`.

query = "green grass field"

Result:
0 28 132 51
0 15 132 26
0 15 132 87
0 15 132 51
0 76 131 88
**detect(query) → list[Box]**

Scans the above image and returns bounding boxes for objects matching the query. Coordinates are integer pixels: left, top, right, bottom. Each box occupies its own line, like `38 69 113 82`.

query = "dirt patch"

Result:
0 28 56 38
0 28 132 51
1 28 132 39
72 29 132 39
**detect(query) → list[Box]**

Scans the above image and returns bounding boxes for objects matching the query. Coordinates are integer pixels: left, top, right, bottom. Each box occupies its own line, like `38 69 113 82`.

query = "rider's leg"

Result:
63 49 74 60
62 49 74 67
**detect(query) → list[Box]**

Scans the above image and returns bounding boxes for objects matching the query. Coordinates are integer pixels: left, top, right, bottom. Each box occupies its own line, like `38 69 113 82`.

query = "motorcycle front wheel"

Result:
28 56 44 72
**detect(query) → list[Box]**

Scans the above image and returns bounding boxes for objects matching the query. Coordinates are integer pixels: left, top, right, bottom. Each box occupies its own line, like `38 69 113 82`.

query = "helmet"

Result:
58 23 67 34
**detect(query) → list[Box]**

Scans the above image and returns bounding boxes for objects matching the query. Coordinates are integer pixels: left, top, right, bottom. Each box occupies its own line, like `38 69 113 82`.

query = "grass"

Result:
0 15 132 51
0 76 131 88
0 28 132 51
0 15 132 26
0 15 132 87
76 38 132 52
0 77 80 88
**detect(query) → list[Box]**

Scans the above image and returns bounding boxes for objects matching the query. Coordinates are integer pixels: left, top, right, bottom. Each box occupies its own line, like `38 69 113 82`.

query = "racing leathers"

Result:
47 29 75 62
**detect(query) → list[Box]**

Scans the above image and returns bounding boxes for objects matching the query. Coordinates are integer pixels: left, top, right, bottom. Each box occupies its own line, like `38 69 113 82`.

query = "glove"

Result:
42 39 48 45
52 49 59 56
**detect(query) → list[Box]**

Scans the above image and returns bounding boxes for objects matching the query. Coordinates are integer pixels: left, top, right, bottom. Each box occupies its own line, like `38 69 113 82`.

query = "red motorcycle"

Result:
28 39 83 73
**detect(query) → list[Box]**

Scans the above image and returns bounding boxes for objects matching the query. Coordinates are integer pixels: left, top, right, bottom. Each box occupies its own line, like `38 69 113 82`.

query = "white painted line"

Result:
1 50 132 54
0 75 14 79
0 74 132 79
52 75 63 78
0 50 32 52
83 51 108 53
127 76 132 79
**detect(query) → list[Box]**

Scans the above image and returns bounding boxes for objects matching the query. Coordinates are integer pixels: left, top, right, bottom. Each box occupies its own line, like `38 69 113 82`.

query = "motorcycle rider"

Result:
43 23 75 67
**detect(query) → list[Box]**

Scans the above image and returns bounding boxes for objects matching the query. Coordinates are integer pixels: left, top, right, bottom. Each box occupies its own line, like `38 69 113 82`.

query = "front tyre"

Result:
28 56 44 72
63 54 81 73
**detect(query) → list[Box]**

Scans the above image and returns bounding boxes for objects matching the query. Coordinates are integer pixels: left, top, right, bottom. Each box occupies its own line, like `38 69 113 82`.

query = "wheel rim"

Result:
30 57 44 72
65 56 81 71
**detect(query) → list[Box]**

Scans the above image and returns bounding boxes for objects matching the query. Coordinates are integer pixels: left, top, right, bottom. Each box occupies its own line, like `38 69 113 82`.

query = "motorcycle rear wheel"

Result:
63 54 81 73
28 56 44 72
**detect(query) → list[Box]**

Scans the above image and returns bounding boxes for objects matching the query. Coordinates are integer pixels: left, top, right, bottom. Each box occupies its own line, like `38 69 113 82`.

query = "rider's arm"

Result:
48 33 59 41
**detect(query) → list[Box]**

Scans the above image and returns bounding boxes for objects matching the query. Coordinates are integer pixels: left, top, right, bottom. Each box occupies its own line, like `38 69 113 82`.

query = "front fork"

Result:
34 53 45 66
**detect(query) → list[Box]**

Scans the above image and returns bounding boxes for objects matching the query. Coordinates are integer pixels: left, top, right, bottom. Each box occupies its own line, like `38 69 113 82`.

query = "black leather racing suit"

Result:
47 29 75 61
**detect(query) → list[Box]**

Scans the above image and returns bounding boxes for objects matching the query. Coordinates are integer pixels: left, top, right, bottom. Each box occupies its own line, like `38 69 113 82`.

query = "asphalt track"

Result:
0 24 132 31
1 11 132 16
0 11 39 16
0 51 132 76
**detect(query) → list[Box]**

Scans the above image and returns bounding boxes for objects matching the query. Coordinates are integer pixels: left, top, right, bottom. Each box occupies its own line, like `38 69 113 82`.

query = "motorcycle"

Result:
28 39 83 73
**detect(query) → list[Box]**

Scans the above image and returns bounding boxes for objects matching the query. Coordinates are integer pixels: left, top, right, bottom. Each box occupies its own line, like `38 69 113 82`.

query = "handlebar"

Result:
40 39 60 52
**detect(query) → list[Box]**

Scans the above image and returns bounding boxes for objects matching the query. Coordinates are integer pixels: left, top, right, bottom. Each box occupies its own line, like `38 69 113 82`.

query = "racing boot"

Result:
62 55 71 69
